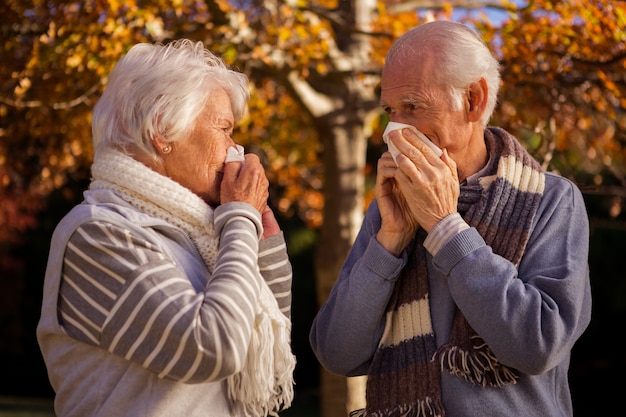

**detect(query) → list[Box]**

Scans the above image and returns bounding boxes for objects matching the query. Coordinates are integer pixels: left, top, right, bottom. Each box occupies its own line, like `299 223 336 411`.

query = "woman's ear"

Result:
467 78 488 123
152 135 172 154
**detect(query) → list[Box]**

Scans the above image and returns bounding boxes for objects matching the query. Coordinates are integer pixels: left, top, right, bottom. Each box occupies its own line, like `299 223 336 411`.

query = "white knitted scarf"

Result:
90 149 295 416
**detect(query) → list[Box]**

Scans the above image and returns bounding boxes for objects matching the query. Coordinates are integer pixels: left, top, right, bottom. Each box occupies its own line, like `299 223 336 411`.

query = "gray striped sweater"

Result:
37 188 292 416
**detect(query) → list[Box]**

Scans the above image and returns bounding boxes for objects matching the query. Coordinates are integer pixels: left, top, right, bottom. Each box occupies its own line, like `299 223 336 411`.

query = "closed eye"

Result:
381 100 424 116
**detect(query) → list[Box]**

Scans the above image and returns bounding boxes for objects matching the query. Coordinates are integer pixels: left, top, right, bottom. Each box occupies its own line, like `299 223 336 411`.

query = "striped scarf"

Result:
360 127 545 417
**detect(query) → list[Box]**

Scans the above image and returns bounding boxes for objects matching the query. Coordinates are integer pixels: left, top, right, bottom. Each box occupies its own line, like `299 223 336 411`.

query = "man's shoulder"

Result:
532 173 588 238
542 172 585 208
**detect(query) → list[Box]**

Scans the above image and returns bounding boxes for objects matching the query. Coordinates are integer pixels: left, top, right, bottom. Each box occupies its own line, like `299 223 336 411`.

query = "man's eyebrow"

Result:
401 97 420 104
380 97 421 107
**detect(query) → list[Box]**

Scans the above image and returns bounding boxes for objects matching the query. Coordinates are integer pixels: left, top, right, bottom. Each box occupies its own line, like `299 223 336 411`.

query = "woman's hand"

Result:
220 153 269 214
260 206 281 239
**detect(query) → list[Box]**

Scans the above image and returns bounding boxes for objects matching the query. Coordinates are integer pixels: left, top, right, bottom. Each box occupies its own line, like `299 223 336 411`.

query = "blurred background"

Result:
1 1 624 416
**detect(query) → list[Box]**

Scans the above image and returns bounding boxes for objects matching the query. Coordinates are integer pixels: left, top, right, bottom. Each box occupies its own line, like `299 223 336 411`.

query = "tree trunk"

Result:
309 0 378 414
314 118 368 417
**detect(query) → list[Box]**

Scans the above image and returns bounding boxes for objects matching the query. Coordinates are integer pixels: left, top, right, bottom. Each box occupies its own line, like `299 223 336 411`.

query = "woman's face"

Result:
161 88 237 206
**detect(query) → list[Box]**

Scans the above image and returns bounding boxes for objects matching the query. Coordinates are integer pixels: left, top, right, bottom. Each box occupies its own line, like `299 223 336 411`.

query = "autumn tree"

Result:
0 0 624 416
1 1 413 413
492 0 626 196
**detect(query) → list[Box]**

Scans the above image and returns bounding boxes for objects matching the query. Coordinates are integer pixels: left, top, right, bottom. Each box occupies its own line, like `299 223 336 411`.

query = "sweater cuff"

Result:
424 212 470 256
214 202 263 238
259 231 285 253
432 227 486 273
362 235 408 282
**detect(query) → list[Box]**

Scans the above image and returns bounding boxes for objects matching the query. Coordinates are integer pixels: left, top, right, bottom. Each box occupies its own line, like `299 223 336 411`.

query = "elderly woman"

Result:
37 40 295 417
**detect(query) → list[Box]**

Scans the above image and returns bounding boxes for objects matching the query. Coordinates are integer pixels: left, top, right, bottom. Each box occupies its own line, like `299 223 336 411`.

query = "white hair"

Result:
386 21 501 126
92 39 249 160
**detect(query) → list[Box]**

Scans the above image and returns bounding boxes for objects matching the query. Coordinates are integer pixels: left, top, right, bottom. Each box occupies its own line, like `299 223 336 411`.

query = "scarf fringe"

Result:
352 396 444 417
433 336 518 388
227 288 296 417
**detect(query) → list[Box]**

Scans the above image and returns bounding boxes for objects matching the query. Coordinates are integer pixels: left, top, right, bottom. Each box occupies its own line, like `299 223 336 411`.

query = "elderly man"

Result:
310 21 591 417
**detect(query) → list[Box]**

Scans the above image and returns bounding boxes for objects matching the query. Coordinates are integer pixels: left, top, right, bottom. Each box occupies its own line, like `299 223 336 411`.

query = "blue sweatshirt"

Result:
310 172 591 417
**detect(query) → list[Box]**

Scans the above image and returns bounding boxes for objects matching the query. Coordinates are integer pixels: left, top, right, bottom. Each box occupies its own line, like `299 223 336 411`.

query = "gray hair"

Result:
92 39 249 160
386 21 501 126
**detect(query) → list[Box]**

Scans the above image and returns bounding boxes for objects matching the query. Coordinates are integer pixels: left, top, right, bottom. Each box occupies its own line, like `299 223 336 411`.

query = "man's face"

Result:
379 54 473 162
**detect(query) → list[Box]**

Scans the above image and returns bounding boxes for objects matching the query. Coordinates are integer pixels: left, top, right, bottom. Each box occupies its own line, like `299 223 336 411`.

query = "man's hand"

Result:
374 151 419 256
389 128 460 232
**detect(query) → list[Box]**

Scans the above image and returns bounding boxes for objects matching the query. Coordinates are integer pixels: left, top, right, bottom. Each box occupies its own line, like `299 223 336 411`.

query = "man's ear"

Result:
467 78 488 123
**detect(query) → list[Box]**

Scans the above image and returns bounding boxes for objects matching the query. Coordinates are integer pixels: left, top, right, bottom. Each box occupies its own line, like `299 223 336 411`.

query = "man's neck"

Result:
456 131 488 183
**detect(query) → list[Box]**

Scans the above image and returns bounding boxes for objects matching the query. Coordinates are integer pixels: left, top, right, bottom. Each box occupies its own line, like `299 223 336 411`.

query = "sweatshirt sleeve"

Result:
309 201 407 376
432 174 592 374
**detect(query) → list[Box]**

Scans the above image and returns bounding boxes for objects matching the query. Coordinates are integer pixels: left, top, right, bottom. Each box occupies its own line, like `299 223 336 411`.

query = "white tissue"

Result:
225 145 245 163
382 122 443 165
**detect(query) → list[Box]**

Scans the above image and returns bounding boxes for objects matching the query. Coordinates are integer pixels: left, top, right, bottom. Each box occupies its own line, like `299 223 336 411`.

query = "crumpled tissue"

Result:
382 122 443 165
225 144 245 163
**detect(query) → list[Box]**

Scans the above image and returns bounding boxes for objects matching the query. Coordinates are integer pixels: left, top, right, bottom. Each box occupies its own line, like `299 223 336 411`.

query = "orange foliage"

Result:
483 0 625 183
0 0 624 244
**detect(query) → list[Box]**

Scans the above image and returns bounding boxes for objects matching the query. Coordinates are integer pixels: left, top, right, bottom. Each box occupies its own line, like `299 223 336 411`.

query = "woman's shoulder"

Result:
54 189 175 247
